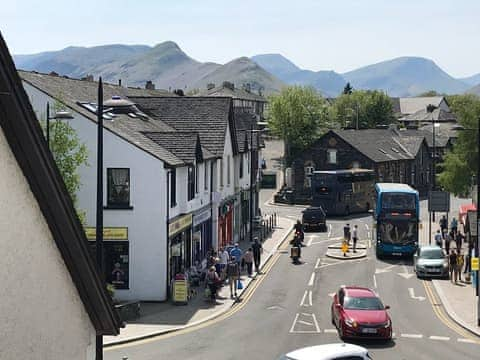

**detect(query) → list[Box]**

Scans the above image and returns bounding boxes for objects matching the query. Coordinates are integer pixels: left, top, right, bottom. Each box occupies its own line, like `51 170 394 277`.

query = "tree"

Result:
343 82 353 95
41 101 89 221
267 86 329 165
330 90 394 129
438 94 480 196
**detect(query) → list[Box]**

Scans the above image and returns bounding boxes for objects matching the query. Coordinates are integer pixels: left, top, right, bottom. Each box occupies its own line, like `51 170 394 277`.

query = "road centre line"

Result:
401 333 423 339
308 272 315 286
458 338 478 344
299 290 308 307
373 274 377 289
315 258 321 269
429 336 450 341
308 290 312 306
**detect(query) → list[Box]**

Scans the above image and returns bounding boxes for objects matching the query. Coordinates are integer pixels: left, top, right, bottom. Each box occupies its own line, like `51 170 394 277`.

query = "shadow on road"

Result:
348 338 396 349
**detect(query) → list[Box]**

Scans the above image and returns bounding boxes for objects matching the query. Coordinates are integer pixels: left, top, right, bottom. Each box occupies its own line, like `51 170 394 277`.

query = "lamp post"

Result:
45 101 73 147
95 78 104 360
248 127 264 243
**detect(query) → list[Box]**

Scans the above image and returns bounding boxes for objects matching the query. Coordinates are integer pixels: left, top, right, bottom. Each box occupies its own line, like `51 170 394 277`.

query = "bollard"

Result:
274 212 277 227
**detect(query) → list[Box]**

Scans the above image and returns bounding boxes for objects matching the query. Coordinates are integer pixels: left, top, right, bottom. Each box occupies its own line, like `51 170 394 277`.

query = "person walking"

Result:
456 231 464 252
352 225 359 253
465 241 473 274
226 256 240 299
456 251 464 283
243 248 254 277
252 237 263 273
344 223 351 245
449 249 456 282
218 247 229 281
230 243 243 270
440 215 448 238
450 217 458 235
434 229 443 248
444 231 451 255
205 266 220 303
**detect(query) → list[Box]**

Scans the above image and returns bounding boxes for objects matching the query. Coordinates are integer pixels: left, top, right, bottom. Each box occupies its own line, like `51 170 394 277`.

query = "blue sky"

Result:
1 0 479 77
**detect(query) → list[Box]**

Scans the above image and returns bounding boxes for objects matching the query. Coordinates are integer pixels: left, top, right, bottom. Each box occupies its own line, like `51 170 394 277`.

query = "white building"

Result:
0 33 120 359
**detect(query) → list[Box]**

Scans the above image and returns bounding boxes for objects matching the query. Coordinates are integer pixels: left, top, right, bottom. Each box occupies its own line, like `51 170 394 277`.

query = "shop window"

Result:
107 168 130 208
327 149 337 164
170 169 177 207
188 166 195 201
90 241 129 289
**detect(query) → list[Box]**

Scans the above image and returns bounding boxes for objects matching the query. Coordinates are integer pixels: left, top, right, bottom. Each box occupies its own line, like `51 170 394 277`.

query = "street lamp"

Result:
451 122 480 326
45 101 73 147
247 126 264 243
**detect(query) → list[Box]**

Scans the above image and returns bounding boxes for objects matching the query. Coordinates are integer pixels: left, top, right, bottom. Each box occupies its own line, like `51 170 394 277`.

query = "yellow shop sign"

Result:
85 227 128 241
169 214 193 237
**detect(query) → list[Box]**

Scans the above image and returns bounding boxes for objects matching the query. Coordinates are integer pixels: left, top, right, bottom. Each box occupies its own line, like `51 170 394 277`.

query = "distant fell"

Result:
460 73 480 87
342 56 470 96
251 54 301 78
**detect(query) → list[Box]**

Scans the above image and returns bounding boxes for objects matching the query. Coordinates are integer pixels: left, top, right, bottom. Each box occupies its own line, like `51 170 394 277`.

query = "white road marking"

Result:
328 223 332 237
308 272 315 286
401 333 423 339
408 287 426 301
298 320 313 326
373 274 377 289
458 338 477 344
429 336 450 341
311 313 321 333
307 236 313 246
328 292 336 297
324 328 338 333
398 265 414 279
315 258 321 269
289 313 300 333
308 290 313 306
299 290 308 306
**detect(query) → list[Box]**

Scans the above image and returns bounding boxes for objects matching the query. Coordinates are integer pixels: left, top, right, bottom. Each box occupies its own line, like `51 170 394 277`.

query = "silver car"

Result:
414 245 449 278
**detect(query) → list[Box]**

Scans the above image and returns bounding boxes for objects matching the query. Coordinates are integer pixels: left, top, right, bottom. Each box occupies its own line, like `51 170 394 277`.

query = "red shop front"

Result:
218 201 234 249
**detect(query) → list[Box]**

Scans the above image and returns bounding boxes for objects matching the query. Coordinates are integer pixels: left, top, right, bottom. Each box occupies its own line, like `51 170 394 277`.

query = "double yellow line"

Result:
107 233 292 351
422 280 480 344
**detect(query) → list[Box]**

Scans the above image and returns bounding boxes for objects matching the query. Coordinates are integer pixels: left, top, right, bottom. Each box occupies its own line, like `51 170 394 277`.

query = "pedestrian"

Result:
218 247 229 281
434 229 443 248
440 215 448 238
444 231 451 255
344 223 351 245
450 217 458 235
243 248 254 277
205 266 220 303
352 225 358 253
465 241 473 274
226 256 240 299
230 243 243 269
456 251 464 283
252 237 263 273
449 249 456 282
456 231 464 252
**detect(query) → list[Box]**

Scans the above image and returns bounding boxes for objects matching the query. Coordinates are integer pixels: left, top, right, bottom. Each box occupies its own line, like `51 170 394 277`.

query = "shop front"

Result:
218 199 234 248
169 213 193 282
85 227 129 289
192 206 212 265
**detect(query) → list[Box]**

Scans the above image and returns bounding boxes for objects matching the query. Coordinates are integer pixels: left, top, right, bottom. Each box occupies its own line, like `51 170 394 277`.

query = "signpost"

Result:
428 191 450 244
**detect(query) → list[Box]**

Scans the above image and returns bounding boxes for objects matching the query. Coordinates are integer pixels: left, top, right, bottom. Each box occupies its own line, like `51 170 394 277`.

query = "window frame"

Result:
327 149 337 164
188 165 195 201
106 168 131 209
239 154 244 179
170 168 177 208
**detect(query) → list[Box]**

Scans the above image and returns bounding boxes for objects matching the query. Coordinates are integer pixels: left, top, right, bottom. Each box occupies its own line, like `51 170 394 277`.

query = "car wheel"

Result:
331 309 335 325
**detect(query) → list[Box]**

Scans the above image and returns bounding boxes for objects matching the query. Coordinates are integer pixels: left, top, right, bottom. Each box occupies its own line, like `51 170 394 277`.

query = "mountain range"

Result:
14 41 480 97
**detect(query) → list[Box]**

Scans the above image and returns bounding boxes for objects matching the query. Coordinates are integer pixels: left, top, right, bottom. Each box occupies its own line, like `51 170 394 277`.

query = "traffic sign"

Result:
428 191 450 212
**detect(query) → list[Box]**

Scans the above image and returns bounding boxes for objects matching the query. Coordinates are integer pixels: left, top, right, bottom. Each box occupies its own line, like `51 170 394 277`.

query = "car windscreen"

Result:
420 248 444 259
344 296 384 310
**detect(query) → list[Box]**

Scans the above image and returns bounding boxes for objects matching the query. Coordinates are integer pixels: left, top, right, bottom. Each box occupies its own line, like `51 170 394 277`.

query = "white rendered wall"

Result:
0 125 96 360
24 83 168 301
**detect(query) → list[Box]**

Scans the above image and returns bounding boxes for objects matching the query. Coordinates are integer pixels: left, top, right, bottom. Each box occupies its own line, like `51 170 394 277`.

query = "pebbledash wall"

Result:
0 125 96 359
23 82 169 301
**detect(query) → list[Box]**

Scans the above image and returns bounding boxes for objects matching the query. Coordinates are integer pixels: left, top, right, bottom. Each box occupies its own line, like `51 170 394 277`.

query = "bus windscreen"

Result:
381 193 416 211
378 220 417 245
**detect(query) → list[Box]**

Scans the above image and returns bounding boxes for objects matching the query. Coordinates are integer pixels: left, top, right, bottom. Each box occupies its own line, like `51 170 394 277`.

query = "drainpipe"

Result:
166 167 171 298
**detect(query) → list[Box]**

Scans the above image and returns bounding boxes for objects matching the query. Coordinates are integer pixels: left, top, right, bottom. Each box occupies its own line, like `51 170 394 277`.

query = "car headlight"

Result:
443 261 449 268
416 264 425 269
344 319 358 328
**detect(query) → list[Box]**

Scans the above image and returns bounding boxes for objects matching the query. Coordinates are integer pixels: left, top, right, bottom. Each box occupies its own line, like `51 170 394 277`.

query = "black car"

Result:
302 206 327 232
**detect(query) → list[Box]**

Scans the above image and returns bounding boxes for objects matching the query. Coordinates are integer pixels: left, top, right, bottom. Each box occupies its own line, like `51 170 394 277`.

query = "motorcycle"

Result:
290 231 303 264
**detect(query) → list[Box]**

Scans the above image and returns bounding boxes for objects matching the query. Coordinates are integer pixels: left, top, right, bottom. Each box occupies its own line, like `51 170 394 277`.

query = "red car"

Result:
331 286 392 341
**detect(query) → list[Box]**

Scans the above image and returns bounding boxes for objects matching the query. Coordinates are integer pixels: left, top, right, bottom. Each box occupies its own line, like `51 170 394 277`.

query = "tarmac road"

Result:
105 210 480 360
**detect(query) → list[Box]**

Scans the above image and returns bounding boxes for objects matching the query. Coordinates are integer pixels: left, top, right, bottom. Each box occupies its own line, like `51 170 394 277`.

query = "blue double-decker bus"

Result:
373 183 420 258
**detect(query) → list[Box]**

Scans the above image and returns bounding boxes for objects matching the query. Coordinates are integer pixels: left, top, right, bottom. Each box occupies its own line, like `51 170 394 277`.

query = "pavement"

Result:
104 215 294 346
419 203 480 337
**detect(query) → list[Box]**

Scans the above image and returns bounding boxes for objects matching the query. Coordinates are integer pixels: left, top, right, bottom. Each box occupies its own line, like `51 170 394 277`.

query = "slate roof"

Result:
0 32 121 335
332 128 426 162
142 132 215 164
198 83 267 102
19 70 186 166
407 123 458 148
234 109 261 151
398 108 457 123
398 96 447 115
131 96 236 157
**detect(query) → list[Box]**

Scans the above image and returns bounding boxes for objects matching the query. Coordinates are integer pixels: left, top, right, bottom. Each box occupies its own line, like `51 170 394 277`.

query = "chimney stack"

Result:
222 81 234 91
81 74 94 82
145 80 155 90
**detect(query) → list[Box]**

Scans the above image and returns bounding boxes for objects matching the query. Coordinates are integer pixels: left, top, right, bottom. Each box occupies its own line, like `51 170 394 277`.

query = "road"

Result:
105 199 479 360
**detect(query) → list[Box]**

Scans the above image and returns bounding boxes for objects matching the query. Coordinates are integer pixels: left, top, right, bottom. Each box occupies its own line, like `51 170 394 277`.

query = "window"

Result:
227 155 231 185
204 162 208 191
239 155 244 179
327 149 337 164
107 168 130 208
220 159 224 187
188 166 195 201
170 169 176 207
195 163 199 194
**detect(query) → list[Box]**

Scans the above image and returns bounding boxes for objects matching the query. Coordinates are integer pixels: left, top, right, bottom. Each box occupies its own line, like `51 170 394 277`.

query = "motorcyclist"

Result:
292 231 302 259
294 220 305 246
